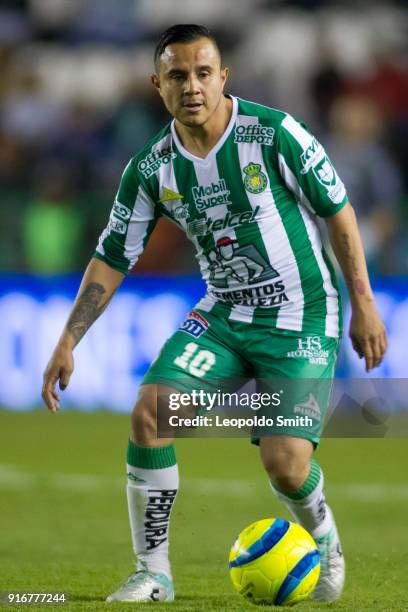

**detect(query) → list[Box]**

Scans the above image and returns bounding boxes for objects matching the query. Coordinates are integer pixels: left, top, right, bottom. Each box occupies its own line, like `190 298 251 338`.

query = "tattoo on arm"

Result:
66 282 108 345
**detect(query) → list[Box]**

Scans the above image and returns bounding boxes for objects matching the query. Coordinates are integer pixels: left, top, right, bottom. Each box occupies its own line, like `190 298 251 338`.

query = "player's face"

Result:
152 38 229 128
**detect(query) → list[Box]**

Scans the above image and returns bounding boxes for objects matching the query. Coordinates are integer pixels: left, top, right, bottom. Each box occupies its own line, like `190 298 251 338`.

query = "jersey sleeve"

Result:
94 159 160 274
276 114 348 217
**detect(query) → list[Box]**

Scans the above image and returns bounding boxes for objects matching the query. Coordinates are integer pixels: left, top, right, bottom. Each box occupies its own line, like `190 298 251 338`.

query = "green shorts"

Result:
143 308 340 445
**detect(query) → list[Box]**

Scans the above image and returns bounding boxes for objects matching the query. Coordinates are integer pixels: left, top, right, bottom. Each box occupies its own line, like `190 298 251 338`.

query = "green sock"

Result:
273 458 321 500
127 440 177 469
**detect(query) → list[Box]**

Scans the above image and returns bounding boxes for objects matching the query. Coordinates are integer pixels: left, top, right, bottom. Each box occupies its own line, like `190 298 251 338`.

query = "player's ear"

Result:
220 66 229 89
151 73 161 93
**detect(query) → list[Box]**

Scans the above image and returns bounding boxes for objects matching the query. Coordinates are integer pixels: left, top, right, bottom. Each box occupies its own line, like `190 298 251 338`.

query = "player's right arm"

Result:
42 157 160 412
42 258 124 412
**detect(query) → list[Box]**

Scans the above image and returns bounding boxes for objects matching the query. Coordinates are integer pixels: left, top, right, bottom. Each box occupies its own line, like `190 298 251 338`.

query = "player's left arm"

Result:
325 201 387 371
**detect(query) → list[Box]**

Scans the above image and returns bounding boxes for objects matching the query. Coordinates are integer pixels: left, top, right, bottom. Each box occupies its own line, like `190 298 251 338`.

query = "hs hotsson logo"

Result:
287 336 329 365
234 123 275 145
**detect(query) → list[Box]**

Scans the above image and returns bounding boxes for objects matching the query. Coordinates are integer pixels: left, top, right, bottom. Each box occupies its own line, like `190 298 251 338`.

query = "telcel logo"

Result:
188 206 260 236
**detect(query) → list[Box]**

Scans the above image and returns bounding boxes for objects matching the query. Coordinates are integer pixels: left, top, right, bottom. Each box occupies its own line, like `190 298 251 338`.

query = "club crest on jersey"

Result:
180 311 209 338
234 124 275 145
137 147 177 179
243 162 268 194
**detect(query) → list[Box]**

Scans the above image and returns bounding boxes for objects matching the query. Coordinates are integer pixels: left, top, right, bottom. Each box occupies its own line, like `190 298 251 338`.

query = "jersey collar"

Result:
170 95 238 165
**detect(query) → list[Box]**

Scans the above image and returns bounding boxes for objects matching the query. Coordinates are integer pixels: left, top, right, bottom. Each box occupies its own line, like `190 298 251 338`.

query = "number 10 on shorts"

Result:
174 342 215 377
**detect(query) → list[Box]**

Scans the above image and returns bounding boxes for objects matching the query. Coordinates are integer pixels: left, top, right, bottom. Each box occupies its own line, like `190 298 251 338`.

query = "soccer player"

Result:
42 24 387 603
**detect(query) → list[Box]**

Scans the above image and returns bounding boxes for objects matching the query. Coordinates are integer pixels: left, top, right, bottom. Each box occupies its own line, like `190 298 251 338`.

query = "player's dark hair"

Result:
154 24 220 68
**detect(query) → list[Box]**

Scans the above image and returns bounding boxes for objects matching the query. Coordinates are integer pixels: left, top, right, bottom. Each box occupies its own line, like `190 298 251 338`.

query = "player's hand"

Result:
349 304 387 372
42 344 74 412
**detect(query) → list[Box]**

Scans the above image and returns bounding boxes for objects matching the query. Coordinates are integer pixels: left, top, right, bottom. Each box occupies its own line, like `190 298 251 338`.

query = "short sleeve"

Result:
276 114 348 217
94 159 160 274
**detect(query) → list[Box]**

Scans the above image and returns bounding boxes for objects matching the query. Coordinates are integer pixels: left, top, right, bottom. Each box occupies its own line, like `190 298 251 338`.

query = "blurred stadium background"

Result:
0 0 407 410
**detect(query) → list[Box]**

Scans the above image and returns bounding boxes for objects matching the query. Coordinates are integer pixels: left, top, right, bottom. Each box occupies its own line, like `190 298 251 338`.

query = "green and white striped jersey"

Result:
95 96 348 337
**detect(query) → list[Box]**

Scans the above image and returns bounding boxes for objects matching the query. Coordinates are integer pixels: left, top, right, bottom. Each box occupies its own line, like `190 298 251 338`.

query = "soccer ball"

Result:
229 517 320 606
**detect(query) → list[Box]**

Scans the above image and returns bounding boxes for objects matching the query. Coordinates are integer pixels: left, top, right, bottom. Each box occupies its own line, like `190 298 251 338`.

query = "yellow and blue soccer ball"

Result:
229 518 320 606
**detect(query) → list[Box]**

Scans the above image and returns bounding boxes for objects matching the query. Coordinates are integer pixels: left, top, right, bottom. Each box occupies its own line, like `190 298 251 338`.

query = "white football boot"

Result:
106 562 174 603
312 508 345 602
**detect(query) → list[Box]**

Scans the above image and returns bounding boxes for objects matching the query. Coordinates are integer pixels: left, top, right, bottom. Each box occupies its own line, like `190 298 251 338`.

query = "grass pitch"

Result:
1 410 407 611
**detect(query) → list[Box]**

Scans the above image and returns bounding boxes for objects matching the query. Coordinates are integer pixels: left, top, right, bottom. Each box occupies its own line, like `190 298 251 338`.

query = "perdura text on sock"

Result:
145 490 177 550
